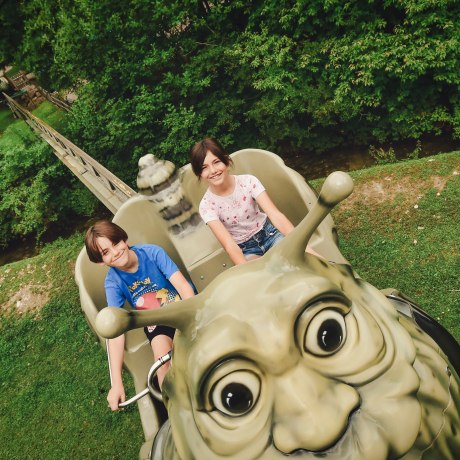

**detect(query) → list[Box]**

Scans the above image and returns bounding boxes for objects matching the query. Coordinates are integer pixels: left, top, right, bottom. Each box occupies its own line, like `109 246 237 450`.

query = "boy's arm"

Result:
107 334 126 411
169 271 195 299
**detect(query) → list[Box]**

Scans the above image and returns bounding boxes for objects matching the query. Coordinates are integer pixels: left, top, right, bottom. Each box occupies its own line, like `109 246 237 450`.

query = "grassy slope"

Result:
0 151 458 459
0 234 143 459
32 100 67 131
1 98 66 135
0 106 15 134
313 151 459 339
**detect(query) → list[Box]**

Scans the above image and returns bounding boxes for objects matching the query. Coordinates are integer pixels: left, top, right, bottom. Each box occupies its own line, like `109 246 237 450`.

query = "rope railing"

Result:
2 92 137 214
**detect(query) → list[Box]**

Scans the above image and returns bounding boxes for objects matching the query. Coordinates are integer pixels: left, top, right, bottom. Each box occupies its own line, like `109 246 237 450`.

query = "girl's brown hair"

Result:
85 220 128 263
190 138 233 178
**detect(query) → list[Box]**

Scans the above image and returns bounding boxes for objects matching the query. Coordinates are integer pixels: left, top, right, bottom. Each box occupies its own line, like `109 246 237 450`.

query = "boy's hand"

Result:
107 383 125 411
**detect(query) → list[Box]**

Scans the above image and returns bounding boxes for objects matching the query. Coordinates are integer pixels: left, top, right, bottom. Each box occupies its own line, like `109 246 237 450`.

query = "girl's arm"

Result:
257 191 323 258
169 271 195 299
208 220 247 265
256 191 294 235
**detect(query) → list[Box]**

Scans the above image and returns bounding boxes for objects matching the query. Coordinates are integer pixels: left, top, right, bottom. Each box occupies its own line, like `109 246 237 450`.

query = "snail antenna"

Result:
96 296 196 338
269 171 354 263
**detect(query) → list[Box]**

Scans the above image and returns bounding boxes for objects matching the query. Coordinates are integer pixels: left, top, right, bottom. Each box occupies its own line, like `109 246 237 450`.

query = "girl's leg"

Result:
262 220 284 251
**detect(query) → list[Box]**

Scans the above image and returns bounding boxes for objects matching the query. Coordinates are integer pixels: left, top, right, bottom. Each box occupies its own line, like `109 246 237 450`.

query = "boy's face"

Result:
96 236 130 269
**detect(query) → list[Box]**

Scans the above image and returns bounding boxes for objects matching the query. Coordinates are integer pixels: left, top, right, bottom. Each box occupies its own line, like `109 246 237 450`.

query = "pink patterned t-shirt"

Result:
199 174 267 244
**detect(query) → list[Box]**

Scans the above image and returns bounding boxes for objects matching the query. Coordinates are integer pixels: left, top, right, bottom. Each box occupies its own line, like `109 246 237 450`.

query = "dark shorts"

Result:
144 325 175 343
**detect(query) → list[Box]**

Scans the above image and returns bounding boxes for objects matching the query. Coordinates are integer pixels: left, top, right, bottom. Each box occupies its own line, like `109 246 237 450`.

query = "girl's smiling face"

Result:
200 150 229 187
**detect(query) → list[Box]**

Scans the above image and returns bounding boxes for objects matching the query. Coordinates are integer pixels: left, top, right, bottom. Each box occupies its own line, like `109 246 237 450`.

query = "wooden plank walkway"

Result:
2 92 136 214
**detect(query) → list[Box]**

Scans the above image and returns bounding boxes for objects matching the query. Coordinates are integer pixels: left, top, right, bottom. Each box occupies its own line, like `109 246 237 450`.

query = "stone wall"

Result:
21 84 47 111
4 70 46 111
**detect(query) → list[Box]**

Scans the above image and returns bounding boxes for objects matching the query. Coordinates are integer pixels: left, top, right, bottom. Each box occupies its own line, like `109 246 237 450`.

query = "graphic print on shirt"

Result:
131 281 180 333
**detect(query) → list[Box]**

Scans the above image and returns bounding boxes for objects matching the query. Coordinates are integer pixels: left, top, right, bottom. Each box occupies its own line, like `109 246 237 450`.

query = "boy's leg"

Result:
151 334 173 388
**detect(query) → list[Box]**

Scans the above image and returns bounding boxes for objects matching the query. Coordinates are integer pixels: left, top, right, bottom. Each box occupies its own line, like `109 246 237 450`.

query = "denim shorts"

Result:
238 219 284 257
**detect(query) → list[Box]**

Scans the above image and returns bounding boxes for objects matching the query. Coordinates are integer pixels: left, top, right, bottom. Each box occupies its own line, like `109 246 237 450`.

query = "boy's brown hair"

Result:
190 137 233 178
85 220 128 263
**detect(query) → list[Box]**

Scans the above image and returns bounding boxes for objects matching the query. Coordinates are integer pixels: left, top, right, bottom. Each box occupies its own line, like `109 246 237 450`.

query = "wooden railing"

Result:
2 92 136 214
40 88 71 112
7 71 29 90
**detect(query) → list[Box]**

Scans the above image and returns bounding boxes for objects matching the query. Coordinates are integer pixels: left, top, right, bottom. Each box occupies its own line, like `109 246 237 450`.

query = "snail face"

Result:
92 170 458 459
163 256 422 459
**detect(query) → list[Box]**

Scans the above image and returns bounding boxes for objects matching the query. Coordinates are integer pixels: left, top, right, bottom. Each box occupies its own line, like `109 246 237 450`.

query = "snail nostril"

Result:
272 380 360 454
273 403 361 455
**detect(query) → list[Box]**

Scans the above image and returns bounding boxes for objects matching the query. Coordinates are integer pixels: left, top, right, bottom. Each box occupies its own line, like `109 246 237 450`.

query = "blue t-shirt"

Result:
104 244 180 310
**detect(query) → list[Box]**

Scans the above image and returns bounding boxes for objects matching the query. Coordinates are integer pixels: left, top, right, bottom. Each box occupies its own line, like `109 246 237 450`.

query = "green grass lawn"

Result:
0 234 143 459
0 106 15 134
0 100 66 142
312 151 459 339
32 100 67 131
0 151 458 459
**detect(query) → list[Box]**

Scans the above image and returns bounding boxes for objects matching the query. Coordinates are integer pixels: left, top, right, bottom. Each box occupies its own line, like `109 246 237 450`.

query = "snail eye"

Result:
303 309 347 356
210 370 260 416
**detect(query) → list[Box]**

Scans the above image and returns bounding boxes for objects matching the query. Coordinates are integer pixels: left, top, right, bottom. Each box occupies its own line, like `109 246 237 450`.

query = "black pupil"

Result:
318 319 343 351
221 383 253 414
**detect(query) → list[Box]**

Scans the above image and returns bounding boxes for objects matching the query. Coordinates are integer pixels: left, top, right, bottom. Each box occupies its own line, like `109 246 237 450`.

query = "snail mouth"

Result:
271 404 362 458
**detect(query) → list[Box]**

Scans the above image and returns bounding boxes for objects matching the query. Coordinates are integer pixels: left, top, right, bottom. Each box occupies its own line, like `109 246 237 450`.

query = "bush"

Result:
0 118 98 248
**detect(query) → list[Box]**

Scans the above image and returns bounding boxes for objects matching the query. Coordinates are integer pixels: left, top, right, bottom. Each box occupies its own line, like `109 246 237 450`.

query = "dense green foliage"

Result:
1 1 460 247
0 102 98 248
0 153 458 458
0 0 23 67
1 0 460 179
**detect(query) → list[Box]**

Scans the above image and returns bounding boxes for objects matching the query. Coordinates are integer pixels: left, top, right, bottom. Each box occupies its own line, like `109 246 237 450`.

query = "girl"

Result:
190 138 319 265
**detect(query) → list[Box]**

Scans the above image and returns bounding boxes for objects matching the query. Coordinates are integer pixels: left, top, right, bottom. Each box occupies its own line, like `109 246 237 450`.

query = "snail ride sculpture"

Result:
76 149 460 459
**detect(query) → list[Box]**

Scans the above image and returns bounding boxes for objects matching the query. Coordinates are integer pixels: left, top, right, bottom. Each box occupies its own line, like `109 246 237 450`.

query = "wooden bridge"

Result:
3 92 136 214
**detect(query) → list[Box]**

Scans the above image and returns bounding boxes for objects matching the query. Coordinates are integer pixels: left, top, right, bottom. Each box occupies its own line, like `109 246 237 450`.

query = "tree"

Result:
0 0 24 67
3 0 460 211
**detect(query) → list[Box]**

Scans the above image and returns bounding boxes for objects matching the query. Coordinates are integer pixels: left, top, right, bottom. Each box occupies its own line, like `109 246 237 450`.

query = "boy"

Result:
85 220 195 411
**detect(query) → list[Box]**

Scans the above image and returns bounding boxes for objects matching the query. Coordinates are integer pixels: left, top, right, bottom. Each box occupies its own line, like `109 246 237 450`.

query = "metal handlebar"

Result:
106 340 172 408
118 387 150 408
119 350 172 407
147 351 172 400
